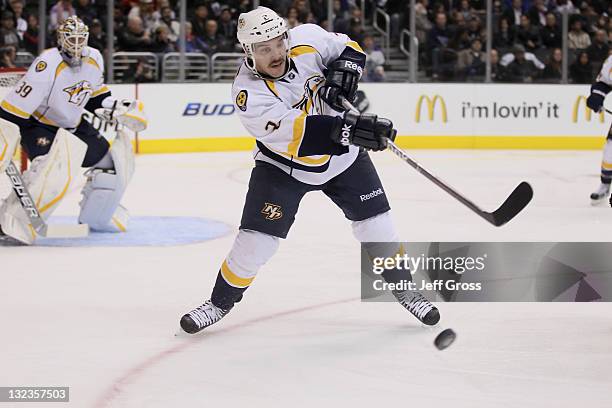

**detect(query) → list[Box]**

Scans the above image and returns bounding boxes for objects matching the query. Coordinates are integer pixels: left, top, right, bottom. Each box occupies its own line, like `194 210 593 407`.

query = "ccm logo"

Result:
340 124 351 146
360 188 384 202
344 61 363 75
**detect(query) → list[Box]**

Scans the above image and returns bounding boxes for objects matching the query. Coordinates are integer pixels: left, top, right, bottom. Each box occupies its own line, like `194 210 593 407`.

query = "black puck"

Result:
434 328 456 350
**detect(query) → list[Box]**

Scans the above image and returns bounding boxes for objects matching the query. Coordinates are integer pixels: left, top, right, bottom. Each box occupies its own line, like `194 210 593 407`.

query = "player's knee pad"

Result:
0 118 21 172
78 130 134 232
0 128 87 244
221 229 280 287
351 210 399 242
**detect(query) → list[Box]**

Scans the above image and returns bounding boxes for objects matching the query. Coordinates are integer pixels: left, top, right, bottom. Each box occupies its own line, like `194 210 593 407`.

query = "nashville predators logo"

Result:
36 137 51 147
236 90 248 112
261 203 283 221
63 80 93 106
293 75 325 114
35 61 47 72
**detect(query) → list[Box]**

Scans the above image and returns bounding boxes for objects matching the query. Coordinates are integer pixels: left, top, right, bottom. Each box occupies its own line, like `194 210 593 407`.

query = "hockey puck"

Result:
434 328 456 350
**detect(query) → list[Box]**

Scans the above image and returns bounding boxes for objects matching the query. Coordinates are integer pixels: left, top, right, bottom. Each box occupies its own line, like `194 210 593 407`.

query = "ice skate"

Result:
392 290 440 326
590 183 610 205
180 300 230 334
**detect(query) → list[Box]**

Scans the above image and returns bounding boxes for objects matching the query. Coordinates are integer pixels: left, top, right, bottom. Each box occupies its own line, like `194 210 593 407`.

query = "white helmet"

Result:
237 7 289 78
57 15 89 66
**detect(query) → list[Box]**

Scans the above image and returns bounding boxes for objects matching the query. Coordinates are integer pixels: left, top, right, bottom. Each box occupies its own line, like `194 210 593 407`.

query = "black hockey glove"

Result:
320 59 363 112
331 110 396 152
587 82 611 113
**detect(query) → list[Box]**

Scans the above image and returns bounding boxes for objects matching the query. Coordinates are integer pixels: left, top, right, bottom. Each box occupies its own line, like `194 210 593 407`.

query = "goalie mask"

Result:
57 16 89 66
237 7 290 80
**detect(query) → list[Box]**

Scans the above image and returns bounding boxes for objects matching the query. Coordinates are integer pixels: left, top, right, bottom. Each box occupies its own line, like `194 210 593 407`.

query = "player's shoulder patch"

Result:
35 60 47 72
236 90 248 112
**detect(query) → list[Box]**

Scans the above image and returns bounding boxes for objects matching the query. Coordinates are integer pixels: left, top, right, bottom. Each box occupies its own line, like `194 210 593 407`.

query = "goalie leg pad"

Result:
78 130 135 232
0 118 21 172
0 128 87 244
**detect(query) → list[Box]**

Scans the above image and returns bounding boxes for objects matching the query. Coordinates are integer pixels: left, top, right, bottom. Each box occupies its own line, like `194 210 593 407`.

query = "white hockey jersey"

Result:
596 55 612 86
231 24 365 185
1 46 108 130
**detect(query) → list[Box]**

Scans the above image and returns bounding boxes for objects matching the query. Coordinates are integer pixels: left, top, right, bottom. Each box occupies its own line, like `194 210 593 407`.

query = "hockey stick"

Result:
340 97 533 227
4 161 89 238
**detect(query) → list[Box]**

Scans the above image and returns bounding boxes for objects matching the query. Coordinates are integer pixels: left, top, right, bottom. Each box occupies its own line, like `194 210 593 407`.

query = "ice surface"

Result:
1 150 611 408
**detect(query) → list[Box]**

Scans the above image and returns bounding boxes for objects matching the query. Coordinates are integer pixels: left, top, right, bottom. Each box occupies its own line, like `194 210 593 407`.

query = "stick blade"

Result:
42 224 90 238
487 182 534 227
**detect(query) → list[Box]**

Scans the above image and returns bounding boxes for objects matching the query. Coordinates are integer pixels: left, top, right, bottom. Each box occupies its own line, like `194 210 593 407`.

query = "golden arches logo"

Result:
415 94 447 123
572 95 604 123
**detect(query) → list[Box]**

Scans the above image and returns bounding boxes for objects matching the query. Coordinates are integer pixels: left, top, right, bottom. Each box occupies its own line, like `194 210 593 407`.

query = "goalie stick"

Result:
4 160 89 238
340 97 533 227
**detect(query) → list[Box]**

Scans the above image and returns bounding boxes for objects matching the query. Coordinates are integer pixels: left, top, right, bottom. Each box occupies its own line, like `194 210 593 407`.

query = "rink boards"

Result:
1 83 610 152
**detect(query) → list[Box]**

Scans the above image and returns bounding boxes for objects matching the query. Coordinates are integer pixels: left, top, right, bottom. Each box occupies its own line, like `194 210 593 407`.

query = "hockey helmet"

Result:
237 7 289 78
57 16 89 66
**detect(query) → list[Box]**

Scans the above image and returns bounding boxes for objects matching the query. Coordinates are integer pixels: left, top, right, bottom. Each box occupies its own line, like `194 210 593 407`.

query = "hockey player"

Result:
586 55 612 205
0 16 147 245
180 7 440 334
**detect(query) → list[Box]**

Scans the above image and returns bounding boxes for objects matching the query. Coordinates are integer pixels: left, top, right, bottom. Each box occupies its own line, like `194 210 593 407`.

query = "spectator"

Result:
158 6 180 43
286 7 300 29
540 13 561 48
346 13 364 46
413 0 433 44
503 0 524 27
554 0 577 14
124 57 155 83
218 6 237 44
200 19 223 55
457 0 475 20
427 12 452 80
0 11 20 50
457 38 485 80
568 18 591 50
191 2 209 41
22 13 38 55
8 0 26 41
516 14 541 51
49 0 75 33
587 29 609 69
569 51 593 83
150 24 175 53
490 48 506 81
75 0 97 27
0 44 17 68
362 35 385 82
88 19 106 52
527 0 548 27
505 44 539 82
541 47 562 81
493 16 515 49
466 15 484 43
128 0 160 35
184 22 206 53
118 16 152 51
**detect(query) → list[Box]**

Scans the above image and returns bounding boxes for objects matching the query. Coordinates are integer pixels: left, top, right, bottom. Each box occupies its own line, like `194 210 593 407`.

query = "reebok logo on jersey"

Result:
261 203 283 220
340 124 351 146
360 188 384 202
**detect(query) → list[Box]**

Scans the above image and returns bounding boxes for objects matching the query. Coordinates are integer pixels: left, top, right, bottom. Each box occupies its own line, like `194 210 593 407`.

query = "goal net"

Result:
0 68 27 202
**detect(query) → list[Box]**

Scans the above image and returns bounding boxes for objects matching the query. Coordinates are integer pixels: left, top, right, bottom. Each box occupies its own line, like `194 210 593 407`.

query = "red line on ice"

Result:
93 297 358 408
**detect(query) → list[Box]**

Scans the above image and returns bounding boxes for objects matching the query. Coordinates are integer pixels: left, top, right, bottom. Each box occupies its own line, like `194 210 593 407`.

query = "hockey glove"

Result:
320 59 363 112
586 82 610 113
95 99 148 132
332 110 396 152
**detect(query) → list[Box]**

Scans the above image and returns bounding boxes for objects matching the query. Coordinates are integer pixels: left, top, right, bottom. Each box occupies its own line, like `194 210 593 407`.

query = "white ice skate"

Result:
180 300 230 334
590 183 611 205
392 290 440 326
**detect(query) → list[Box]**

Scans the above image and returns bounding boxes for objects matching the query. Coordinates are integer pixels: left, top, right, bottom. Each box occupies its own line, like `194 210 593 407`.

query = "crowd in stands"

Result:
0 0 609 84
